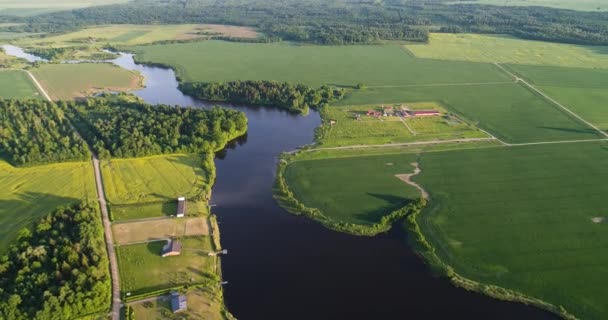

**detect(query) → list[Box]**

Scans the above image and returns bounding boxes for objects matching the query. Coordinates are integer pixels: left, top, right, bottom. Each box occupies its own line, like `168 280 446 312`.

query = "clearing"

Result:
112 217 209 245
0 70 41 98
30 63 142 100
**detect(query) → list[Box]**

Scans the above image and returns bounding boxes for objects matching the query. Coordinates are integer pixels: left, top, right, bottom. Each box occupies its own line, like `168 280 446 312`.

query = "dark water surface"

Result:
0 49 539 319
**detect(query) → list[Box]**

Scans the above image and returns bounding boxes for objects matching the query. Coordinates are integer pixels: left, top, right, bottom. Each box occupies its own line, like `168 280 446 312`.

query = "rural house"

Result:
176 197 186 218
170 291 187 313
161 239 182 257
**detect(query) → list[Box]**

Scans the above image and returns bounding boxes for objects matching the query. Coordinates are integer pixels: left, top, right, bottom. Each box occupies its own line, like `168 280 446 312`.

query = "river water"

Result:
5 47 557 319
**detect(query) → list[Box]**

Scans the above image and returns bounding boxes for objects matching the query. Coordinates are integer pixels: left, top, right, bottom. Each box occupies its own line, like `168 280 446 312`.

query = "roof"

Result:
411 110 440 115
176 197 186 216
171 292 187 312
162 239 182 255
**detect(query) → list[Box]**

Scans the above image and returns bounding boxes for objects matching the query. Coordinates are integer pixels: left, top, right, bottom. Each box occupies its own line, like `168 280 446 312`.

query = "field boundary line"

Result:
305 137 497 152
366 81 515 89
494 63 608 138
507 138 608 147
24 70 51 101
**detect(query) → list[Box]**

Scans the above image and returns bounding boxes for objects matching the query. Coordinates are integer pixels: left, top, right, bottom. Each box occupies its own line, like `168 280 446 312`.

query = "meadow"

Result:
446 0 608 11
406 33 608 68
415 141 608 319
117 236 217 296
30 63 142 100
0 159 96 251
131 287 226 320
0 70 41 99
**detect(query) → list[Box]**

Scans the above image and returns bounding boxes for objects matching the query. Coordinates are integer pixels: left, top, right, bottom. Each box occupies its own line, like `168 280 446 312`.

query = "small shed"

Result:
170 291 187 313
162 239 182 257
176 197 186 218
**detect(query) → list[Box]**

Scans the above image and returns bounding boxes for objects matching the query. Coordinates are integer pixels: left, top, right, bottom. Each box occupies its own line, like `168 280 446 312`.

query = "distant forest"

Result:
3 0 608 45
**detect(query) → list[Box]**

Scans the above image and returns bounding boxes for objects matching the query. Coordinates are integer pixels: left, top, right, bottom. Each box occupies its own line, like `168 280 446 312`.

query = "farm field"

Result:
284 154 421 226
0 159 96 251
338 83 600 143
0 0 129 16
117 236 217 296
131 287 226 320
405 33 608 68
0 70 41 98
446 0 608 11
415 141 608 320
132 41 511 85
111 200 208 221
318 102 487 147
112 217 209 245
101 154 207 205
30 63 142 100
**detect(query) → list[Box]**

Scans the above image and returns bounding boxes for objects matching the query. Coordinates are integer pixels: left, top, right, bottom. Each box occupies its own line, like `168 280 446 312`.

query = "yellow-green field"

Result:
101 154 207 205
0 70 41 99
406 33 608 68
0 159 96 251
30 63 142 100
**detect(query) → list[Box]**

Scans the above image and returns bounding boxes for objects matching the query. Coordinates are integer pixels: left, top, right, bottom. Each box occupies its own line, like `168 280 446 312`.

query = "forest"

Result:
0 203 110 320
180 81 346 114
3 0 608 45
0 99 91 166
62 94 248 159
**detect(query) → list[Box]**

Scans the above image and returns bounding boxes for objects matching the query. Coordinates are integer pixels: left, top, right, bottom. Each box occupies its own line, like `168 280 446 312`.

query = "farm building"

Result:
383 105 394 116
407 110 441 117
161 239 182 257
176 197 186 218
366 110 382 117
170 291 187 313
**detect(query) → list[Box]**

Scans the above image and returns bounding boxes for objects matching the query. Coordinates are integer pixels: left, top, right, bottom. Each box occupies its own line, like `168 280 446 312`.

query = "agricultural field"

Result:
318 102 487 147
117 236 217 296
132 41 511 85
0 0 129 16
415 141 608 319
130 287 226 320
0 70 41 98
284 154 421 225
447 0 608 11
406 33 608 68
112 217 209 245
0 159 96 251
30 63 142 100
110 200 208 221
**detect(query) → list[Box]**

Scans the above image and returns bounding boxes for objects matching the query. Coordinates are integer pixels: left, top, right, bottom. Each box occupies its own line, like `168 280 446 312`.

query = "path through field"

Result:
25 70 51 101
395 162 429 199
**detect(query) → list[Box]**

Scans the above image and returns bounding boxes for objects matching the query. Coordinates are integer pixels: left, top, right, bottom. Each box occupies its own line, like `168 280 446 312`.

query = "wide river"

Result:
6 47 557 319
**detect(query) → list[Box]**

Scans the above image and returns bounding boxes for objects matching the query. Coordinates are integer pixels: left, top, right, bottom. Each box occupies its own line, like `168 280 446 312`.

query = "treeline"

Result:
180 81 346 114
0 99 91 166
0 203 110 320
62 94 248 159
5 0 608 45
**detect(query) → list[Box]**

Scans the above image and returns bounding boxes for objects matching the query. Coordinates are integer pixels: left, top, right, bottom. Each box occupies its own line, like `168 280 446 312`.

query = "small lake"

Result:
1 44 47 62
5 46 557 319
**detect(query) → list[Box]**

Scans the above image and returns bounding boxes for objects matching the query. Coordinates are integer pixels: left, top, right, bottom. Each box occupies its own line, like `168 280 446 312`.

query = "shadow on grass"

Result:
146 240 165 255
538 126 599 135
351 192 411 224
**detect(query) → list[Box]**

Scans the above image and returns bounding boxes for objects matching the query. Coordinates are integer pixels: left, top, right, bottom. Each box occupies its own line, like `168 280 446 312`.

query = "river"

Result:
5 46 557 319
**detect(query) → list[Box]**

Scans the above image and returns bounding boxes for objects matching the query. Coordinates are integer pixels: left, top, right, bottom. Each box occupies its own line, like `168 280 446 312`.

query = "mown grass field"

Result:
0 70 41 99
131 287 226 320
416 141 608 319
285 154 421 225
117 237 217 296
101 154 206 205
31 63 142 100
406 33 608 68
112 217 209 245
0 159 96 251
447 0 608 11
133 41 511 85
318 102 487 146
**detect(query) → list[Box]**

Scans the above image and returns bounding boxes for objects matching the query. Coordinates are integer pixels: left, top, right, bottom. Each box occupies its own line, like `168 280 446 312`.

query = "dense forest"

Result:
0 203 110 320
0 99 91 166
3 0 608 45
62 95 248 159
180 81 346 114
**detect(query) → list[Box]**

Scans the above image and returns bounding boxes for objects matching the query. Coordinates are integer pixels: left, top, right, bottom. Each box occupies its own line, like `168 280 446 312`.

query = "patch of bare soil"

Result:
112 217 209 245
395 162 429 199
591 217 605 224
197 24 259 39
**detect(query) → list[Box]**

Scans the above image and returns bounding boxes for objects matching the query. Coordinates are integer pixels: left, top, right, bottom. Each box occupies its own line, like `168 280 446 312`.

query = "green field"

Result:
0 0 130 16
318 102 488 146
0 70 41 99
285 154 421 225
0 159 96 251
447 0 608 11
131 287 226 320
416 142 608 319
406 33 608 68
133 41 511 85
117 237 217 296
30 63 142 100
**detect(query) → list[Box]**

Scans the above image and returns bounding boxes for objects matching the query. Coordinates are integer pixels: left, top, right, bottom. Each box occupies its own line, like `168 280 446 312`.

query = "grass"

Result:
0 159 96 251
30 63 142 100
446 0 608 11
117 236 217 296
132 41 511 85
130 287 227 320
0 70 41 99
405 33 608 69
112 217 209 244
284 154 421 226
415 141 608 320
101 154 207 205
318 102 487 147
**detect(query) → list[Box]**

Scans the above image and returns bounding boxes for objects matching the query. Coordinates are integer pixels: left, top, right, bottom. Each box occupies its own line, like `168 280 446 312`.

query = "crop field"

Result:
0 159 96 251
101 154 207 205
117 236 217 296
405 33 608 68
415 141 608 319
131 287 226 320
111 200 208 221
446 0 608 11
133 41 511 85
30 63 142 100
318 102 487 146
0 0 129 16
0 70 41 99
285 154 421 225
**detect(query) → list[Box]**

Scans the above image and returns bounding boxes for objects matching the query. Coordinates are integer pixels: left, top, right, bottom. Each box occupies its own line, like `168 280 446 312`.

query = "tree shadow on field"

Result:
146 240 165 255
352 193 411 224
538 126 598 135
